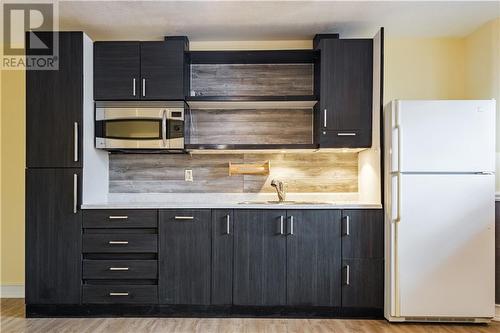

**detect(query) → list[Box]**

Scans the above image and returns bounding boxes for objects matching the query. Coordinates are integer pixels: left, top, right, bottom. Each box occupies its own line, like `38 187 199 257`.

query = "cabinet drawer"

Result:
83 234 157 253
83 260 157 279
83 285 158 304
83 210 157 228
160 209 211 223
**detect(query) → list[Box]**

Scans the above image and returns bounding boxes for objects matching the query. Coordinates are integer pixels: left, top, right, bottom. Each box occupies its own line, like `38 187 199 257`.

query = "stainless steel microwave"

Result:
95 101 185 151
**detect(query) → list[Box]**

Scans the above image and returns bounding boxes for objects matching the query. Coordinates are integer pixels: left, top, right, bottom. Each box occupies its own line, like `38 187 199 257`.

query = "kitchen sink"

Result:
238 200 332 205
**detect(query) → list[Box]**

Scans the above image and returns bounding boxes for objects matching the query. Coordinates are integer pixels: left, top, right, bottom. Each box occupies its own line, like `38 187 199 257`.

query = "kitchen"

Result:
1 1 499 332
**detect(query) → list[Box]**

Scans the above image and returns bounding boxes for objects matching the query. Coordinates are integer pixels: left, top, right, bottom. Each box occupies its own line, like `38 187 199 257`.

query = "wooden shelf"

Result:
186 96 318 109
228 161 270 176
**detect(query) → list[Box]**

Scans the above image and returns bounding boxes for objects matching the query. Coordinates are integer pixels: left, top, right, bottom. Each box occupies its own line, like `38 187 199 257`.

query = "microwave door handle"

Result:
162 110 168 148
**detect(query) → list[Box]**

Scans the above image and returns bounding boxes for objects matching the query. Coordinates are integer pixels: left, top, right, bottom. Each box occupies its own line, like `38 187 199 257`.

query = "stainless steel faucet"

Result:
271 179 287 202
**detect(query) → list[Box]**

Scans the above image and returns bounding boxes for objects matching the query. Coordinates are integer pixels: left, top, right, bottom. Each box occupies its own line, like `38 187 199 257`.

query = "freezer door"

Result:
392 100 495 173
396 174 495 318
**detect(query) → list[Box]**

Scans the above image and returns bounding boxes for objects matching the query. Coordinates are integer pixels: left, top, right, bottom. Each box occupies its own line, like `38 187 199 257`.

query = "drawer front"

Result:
83 285 158 304
83 260 157 279
83 234 158 253
160 209 211 223
83 210 157 228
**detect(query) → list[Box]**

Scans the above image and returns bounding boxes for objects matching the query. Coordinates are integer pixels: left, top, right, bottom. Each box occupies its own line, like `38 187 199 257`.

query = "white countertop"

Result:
81 193 382 210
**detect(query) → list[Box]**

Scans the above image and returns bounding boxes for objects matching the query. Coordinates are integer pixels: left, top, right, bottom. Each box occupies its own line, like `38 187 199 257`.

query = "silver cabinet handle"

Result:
132 78 136 96
345 215 350 236
109 292 129 296
288 216 294 235
109 215 128 220
175 216 194 220
161 110 167 147
73 173 78 214
337 132 357 136
345 265 350 285
108 241 129 245
73 122 78 162
142 78 146 97
279 216 284 235
323 109 327 127
109 267 129 271
225 214 230 235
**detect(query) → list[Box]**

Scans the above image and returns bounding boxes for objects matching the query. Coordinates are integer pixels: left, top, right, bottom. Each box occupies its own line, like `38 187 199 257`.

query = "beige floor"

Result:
1 299 499 333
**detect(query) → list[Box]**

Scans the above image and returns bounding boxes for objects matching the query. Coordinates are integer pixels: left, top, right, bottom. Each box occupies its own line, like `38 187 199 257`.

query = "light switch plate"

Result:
185 169 193 182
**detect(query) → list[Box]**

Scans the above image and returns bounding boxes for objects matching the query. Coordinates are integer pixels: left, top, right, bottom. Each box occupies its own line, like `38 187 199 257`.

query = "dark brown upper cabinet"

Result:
26 32 83 168
314 36 373 148
94 38 188 100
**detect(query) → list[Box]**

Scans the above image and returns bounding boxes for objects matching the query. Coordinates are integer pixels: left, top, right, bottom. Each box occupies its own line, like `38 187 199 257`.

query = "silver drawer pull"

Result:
109 267 129 271
345 265 350 285
109 292 129 296
109 216 128 220
337 132 357 136
108 241 129 245
175 216 194 220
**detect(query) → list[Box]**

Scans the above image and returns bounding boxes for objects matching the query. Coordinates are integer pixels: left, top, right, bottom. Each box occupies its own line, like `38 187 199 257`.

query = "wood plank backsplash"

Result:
187 109 313 144
190 64 314 96
109 153 358 193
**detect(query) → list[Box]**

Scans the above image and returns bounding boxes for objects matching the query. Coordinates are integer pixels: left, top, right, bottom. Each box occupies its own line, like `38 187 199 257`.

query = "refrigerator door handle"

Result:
392 126 400 172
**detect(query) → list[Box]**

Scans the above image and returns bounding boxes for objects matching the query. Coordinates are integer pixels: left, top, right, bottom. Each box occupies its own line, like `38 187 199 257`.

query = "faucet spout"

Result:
271 179 287 202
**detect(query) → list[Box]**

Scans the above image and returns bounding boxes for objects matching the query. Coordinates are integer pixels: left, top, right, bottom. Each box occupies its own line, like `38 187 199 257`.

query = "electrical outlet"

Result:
185 169 193 182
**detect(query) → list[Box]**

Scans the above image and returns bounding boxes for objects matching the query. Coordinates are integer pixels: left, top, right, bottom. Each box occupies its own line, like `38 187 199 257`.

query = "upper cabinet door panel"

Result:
140 41 185 100
94 42 140 100
322 39 373 131
316 37 374 148
26 32 83 168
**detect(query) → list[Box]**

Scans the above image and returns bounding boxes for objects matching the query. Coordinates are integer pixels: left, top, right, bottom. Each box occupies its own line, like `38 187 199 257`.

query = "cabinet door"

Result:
26 169 82 304
159 210 211 305
341 209 383 259
342 259 384 308
286 210 341 306
233 210 287 306
94 42 140 100
140 40 186 100
318 39 373 148
26 32 83 168
212 210 233 305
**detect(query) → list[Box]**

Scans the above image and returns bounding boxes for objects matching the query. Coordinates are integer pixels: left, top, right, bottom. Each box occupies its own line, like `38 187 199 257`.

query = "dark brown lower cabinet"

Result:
341 259 384 308
233 209 287 306
211 209 233 305
159 210 211 305
286 210 341 306
26 168 82 304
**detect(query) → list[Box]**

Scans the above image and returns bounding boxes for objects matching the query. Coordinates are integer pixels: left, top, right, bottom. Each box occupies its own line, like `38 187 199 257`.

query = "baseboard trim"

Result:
26 304 383 318
0 285 25 298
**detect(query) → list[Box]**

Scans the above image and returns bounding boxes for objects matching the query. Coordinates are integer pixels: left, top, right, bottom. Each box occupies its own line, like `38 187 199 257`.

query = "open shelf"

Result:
186 95 318 109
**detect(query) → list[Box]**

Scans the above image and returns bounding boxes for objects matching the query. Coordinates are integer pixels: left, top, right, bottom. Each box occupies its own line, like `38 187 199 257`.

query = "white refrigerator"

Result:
384 100 496 323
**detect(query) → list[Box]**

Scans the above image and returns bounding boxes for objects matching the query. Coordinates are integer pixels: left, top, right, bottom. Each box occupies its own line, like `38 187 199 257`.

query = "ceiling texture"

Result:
58 1 500 41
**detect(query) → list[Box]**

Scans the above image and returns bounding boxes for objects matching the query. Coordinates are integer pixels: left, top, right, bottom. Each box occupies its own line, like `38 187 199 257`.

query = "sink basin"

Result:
238 200 332 205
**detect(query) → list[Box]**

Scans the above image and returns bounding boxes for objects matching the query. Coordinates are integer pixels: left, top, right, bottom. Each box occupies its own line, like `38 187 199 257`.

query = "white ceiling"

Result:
58 1 500 41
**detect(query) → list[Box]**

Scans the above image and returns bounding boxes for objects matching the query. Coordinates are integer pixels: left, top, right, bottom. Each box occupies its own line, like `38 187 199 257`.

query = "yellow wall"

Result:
464 18 500 188
384 37 466 102
1 20 500 286
0 67 26 286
